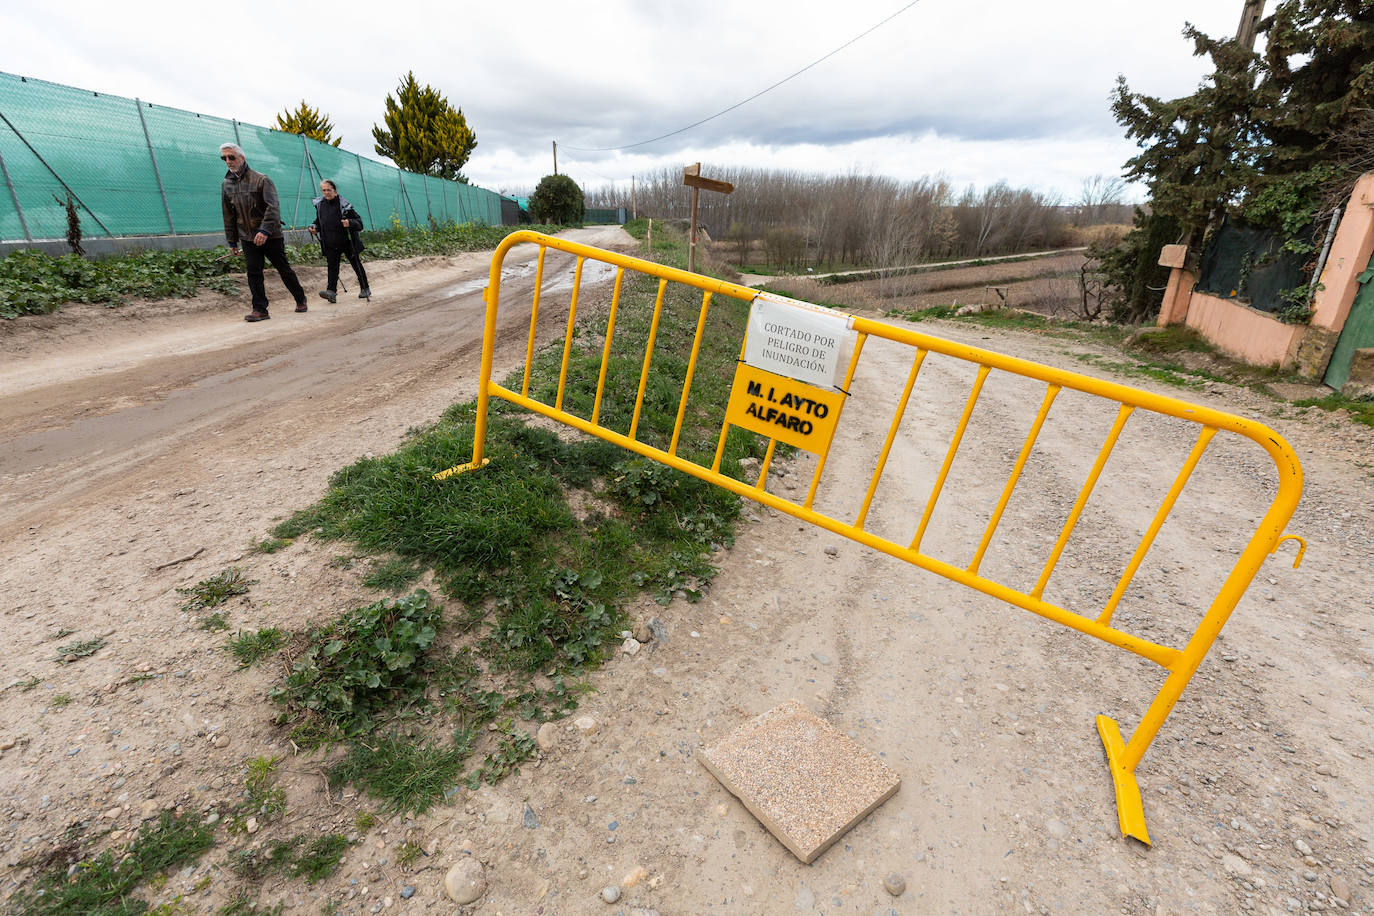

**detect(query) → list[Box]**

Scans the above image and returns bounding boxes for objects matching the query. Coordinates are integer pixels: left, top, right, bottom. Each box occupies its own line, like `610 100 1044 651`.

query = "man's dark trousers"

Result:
243 236 305 312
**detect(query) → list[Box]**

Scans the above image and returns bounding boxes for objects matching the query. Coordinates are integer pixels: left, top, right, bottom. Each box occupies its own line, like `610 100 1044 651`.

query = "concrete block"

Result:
1342 347 1374 398
699 700 900 863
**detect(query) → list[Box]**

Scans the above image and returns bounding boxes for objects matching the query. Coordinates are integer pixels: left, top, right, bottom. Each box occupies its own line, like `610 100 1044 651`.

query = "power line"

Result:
560 0 921 153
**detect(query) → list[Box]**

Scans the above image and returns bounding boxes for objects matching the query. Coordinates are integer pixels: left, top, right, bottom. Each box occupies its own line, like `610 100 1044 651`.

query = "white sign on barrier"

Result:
743 293 855 389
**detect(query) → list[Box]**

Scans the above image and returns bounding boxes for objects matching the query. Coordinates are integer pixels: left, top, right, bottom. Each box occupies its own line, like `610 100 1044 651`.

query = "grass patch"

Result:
0 223 563 320
1294 392 1374 427
50 693 73 709
253 537 290 554
229 833 348 885
227 628 287 668
263 224 764 810
10 811 213 916
178 567 253 612
326 731 474 814
362 557 425 592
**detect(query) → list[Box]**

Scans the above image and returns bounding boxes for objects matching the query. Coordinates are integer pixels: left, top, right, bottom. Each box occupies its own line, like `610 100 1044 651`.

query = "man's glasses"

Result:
220 155 239 162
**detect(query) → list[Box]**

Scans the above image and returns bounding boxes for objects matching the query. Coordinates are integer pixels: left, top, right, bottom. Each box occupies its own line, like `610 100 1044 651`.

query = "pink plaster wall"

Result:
1184 292 1304 367
1311 174 1374 331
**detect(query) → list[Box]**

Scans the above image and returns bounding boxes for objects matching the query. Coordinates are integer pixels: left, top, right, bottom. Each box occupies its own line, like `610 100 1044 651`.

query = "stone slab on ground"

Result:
699 699 900 864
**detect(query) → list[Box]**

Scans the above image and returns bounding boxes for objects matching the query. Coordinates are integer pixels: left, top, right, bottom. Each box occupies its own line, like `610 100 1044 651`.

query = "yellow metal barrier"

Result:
439 231 1304 844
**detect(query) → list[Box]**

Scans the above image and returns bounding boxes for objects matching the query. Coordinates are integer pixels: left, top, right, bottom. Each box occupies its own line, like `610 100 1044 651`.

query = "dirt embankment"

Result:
2 227 1372 915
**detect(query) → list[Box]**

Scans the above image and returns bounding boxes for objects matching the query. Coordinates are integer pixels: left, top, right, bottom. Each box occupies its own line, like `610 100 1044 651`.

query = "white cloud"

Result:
2 0 1246 201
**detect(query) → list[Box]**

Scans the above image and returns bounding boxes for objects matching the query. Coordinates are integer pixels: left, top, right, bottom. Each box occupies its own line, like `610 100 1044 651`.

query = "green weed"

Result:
54 637 105 664
178 567 253 612
50 693 73 709
227 628 287 668
9 811 213 916
234 756 286 828
199 612 230 633
270 591 441 744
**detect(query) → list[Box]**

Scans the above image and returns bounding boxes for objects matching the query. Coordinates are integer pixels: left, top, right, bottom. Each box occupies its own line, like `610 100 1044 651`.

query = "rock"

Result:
574 716 599 735
622 865 648 888
212 734 230 749
536 722 558 751
522 803 539 829
601 884 621 903
245 816 259 834
1221 854 1252 876
882 873 906 896
811 652 831 665
823 545 838 557
632 620 652 643
621 637 642 656
1295 839 1314 856
1330 875 1350 902
1315 764 1334 776
648 618 669 643
444 858 485 905
400 886 416 899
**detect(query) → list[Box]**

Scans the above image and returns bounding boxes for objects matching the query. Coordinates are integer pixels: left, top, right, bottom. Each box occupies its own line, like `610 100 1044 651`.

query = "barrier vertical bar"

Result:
968 384 1061 574
910 364 992 552
668 292 714 456
521 246 548 397
555 257 586 411
804 335 867 510
1031 404 1135 599
629 279 669 441
591 268 626 426
135 98 174 234
855 349 928 530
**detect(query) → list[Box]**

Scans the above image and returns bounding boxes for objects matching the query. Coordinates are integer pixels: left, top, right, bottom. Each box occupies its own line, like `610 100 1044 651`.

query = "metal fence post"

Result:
356 154 374 228
135 98 175 234
0 146 32 241
0 111 112 237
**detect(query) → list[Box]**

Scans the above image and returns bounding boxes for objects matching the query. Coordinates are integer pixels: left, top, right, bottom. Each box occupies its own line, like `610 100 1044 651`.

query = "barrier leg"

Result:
1096 715 1150 845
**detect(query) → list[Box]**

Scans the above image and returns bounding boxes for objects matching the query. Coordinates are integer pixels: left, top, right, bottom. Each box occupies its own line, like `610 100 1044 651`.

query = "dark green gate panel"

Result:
1323 267 1374 390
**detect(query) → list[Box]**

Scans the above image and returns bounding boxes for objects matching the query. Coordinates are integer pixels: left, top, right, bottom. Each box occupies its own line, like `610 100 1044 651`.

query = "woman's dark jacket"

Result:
309 195 366 256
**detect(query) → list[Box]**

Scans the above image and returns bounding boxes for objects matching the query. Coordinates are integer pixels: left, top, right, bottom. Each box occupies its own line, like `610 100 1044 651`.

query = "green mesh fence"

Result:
0 72 503 242
1195 215 1311 315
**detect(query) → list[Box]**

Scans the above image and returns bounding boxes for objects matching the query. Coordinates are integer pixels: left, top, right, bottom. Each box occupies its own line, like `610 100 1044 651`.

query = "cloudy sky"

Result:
3 0 1246 202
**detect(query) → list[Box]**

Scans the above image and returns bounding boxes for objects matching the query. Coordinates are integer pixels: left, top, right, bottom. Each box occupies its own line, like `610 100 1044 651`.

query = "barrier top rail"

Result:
441 230 1305 845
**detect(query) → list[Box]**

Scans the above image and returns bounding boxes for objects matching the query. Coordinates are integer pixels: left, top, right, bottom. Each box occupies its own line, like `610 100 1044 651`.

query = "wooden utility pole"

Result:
682 163 734 273
1236 0 1264 50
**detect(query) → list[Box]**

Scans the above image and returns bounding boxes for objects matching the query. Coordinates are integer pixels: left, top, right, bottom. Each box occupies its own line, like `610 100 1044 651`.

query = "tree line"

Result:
585 168 1111 270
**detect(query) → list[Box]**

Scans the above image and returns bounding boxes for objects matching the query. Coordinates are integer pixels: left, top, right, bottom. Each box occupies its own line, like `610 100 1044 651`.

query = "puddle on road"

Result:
434 255 619 301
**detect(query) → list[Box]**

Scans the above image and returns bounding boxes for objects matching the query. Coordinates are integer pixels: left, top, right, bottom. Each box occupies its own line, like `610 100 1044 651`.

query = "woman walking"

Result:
308 179 371 302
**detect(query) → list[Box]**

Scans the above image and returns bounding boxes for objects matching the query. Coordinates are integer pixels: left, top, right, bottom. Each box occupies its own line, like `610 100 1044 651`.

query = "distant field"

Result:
755 251 1087 319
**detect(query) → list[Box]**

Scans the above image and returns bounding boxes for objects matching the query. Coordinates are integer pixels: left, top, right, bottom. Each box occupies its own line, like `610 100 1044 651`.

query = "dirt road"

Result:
1 227 1372 915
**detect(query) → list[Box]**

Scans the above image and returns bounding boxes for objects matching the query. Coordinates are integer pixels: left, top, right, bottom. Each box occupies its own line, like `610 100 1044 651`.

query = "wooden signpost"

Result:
683 162 734 273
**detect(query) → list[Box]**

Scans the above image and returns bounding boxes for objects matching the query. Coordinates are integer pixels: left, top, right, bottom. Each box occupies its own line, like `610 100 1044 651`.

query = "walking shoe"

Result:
244 311 270 322
318 289 337 303
359 287 372 300
295 302 308 313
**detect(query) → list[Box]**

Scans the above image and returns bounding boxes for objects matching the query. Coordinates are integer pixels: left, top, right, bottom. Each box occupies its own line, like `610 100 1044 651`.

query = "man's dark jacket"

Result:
221 165 283 246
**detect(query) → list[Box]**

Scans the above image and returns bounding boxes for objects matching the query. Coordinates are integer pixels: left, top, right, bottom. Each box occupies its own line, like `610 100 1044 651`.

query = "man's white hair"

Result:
219 142 245 157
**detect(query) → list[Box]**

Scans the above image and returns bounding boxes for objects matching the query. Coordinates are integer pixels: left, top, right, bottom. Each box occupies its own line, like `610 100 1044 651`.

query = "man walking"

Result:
219 143 307 322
